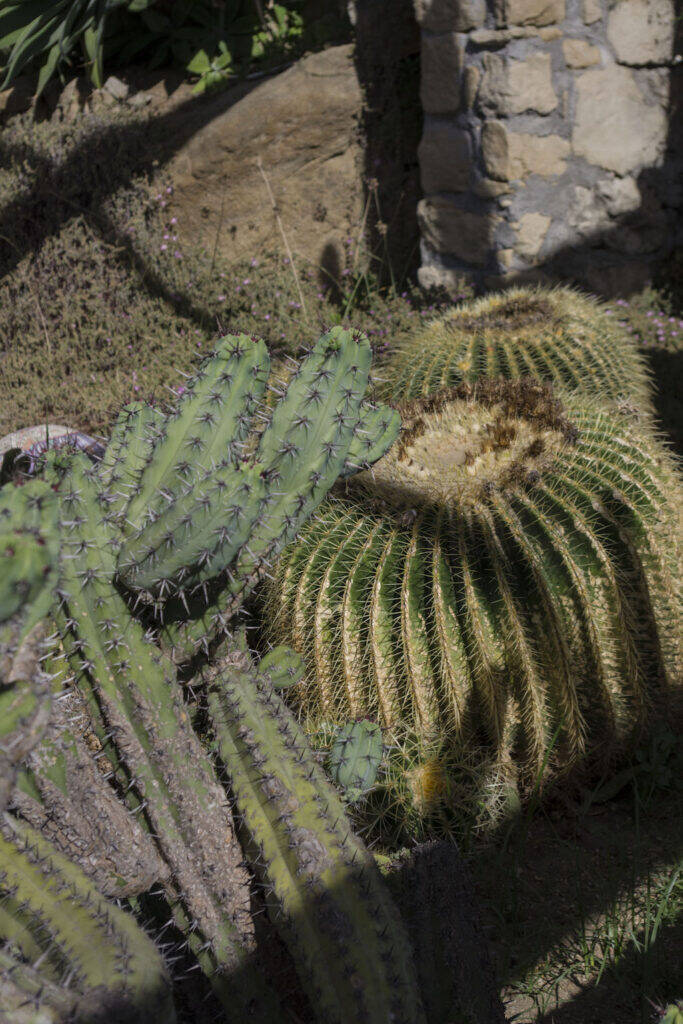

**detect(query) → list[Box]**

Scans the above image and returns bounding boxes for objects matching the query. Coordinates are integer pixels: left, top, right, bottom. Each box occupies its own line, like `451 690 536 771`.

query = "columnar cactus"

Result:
264 380 681 809
0 481 61 812
379 287 653 413
205 639 425 1024
0 328 424 1022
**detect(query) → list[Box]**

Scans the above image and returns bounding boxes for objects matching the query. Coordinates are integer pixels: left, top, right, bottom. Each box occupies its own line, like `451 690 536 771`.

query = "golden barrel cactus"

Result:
264 379 681 807
379 287 653 414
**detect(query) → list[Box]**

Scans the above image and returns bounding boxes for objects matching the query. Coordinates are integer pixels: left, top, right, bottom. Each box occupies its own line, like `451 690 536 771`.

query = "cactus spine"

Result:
265 380 681 820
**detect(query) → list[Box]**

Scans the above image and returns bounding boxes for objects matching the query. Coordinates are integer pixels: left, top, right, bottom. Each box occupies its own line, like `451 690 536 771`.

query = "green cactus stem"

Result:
259 645 306 690
264 380 681 813
11 645 169 898
380 286 653 414
0 947 81 1023
0 815 175 1023
50 454 282 1021
205 638 427 1024
327 721 384 800
0 480 60 635
0 620 54 814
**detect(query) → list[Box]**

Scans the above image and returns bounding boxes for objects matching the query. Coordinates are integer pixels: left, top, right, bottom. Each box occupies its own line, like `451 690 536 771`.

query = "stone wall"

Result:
415 0 682 295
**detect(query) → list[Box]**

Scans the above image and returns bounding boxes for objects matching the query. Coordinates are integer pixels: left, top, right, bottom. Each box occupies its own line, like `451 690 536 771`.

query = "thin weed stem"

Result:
256 156 309 325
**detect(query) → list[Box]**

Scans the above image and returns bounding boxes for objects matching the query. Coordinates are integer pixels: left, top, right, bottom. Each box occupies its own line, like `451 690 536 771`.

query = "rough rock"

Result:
607 0 674 65
168 46 364 271
103 76 130 101
510 132 570 177
562 38 601 67
0 425 74 459
414 0 487 32
479 52 557 115
463 65 481 107
582 0 602 22
470 26 538 45
473 176 513 197
482 121 569 178
419 123 472 192
481 122 509 180
597 176 641 216
417 198 499 264
421 32 465 112
494 0 565 27
572 64 667 175
568 184 611 236
417 262 468 294
514 212 551 258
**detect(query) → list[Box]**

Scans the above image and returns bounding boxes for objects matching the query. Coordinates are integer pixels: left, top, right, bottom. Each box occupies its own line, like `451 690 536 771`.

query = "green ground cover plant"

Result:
0 0 339 99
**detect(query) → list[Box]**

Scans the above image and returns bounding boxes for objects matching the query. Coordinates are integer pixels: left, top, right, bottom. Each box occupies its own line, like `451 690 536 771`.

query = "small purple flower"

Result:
160 244 167 251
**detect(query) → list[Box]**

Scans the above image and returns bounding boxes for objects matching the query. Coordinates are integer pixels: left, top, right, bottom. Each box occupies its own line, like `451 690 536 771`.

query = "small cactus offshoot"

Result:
327 720 384 800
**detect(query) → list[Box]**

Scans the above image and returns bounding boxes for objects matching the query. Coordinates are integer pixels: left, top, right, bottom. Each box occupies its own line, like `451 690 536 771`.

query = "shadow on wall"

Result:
352 0 424 286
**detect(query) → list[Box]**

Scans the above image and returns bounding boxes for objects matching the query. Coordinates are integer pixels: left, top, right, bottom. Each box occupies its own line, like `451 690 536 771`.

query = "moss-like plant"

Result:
379 287 654 414
264 379 681 815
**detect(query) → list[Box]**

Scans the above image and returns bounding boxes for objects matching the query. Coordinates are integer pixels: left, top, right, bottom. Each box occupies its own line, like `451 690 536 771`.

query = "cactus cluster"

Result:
264 373 681 828
0 329 434 1022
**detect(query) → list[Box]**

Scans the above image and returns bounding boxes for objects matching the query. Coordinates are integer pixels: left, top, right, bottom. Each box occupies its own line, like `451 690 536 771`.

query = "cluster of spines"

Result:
265 397 681 787
206 638 426 1024
380 286 654 412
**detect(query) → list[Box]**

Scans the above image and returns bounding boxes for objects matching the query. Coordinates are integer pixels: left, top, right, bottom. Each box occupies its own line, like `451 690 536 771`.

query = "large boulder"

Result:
168 45 364 272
